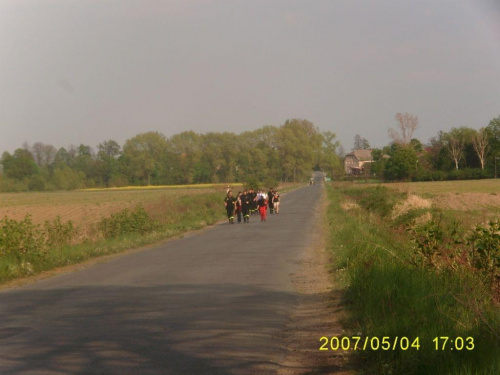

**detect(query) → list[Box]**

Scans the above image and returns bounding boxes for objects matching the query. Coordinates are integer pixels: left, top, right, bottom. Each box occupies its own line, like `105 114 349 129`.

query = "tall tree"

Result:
275 119 321 182
53 147 73 168
442 127 475 170
320 131 342 178
388 112 419 146
122 132 168 185
384 144 418 181
486 116 500 161
96 140 122 186
353 134 370 150
1 149 38 180
167 131 201 184
471 127 489 170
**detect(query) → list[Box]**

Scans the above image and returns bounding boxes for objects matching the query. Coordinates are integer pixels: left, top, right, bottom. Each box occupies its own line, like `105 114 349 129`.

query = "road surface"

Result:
0 181 324 375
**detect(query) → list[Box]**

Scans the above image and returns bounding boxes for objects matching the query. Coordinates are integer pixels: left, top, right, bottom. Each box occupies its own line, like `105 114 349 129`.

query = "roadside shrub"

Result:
44 216 75 247
409 217 461 269
97 206 159 238
0 216 46 259
410 215 500 291
0 215 76 261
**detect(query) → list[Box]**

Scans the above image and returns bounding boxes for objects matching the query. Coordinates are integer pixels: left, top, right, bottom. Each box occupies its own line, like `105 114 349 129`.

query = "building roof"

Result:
346 149 373 161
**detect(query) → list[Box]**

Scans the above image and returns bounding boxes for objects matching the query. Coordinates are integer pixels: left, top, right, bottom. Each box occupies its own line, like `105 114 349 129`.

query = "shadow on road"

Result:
0 283 332 374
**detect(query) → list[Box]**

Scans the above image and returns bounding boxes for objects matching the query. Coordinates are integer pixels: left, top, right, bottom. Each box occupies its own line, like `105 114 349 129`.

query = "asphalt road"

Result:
0 181 324 375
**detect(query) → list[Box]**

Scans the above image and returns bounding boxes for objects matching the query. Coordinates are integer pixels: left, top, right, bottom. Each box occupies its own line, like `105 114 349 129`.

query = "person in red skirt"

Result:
258 193 268 221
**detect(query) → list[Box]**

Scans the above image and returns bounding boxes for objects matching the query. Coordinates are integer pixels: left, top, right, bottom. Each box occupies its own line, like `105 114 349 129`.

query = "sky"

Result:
1 0 499 154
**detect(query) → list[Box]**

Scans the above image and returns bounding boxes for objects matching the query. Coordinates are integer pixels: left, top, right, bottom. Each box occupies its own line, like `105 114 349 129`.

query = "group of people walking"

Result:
224 188 280 224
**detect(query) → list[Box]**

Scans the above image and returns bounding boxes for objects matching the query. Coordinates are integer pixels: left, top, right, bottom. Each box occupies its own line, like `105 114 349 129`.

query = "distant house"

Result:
344 149 373 175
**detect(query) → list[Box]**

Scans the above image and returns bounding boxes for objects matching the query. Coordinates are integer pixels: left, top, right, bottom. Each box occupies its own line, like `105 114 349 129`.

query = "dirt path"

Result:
277 187 354 374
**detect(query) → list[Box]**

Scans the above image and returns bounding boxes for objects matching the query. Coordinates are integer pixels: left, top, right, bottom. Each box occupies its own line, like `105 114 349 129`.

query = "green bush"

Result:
0 216 45 259
97 206 159 238
447 168 487 180
466 220 500 283
0 215 75 260
44 216 75 247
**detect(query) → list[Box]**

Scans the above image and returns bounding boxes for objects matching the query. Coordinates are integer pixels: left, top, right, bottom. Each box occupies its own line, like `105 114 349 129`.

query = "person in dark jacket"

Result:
224 191 236 224
240 190 251 223
268 188 274 214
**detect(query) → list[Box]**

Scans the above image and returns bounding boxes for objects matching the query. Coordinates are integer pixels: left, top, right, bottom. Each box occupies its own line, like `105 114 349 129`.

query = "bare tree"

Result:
388 112 418 146
471 127 489 170
446 134 464 170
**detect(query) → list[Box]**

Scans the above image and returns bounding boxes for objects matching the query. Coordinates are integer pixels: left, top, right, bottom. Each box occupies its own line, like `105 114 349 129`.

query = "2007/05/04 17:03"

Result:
319 336 475 351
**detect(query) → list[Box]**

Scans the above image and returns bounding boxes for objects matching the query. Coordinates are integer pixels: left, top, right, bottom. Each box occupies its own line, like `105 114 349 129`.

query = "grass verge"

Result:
0 191 227 284
326 183 500 374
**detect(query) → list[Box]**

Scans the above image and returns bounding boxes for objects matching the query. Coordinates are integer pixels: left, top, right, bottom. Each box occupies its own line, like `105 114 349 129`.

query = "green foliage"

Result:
409 216 460 268
97 206 159 238
0 215 75 261
244 177 260 190
0 190 227 283
122 132 170 185
410 216 500 284
344 185 405 217
44 216 75 248
466 220 500 281
0 216 46 259
0 176 29 192
28 175 46 191
1 149 39 180
53 165 87 190
446 167 488 180
0 119 341 189
384 145 418 181
327 184 500 374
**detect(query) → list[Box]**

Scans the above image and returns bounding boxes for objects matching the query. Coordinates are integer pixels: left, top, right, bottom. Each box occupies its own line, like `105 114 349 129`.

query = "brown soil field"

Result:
0 188 217 227
384 179 500 210
385 179 500 196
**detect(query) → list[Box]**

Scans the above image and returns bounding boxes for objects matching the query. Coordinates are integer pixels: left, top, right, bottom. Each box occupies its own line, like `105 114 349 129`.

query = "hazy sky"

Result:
1 0 499 154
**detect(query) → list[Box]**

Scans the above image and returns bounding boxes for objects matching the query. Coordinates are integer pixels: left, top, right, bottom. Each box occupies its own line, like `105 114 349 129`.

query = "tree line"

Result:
2 115 499 191
0 119 343 192
365 115 500 181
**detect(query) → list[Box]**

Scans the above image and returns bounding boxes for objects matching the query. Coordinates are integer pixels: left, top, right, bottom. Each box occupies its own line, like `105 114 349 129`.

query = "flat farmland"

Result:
382 179 500 221
383 179 500 196
0 185 233 228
